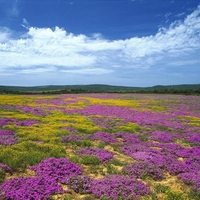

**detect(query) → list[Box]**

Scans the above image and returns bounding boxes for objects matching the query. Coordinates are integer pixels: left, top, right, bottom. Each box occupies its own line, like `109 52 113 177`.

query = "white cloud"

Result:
17 66 56 74
0 27 12 42
124 6 200 58
21 18 30 29
61 68 113 75
176 12 186 18
167 59 200 67
0 5 200 79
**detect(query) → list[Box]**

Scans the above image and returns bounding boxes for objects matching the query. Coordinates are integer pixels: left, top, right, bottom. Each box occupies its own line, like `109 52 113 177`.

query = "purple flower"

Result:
0 163 12 173
0 118 17 127
123 161 164 180
186 133 200 145
91 175 151 199
16 120 39 126
178 172 200 192
0 177 63 200
166 160 191 175
149 131 173 143
61 127 76 133
30 157 82 183
114 132 141 144
159 143 185 157
78 147 114 163
177 147 200 160
0 130 18 146
60 134 83 143
0 130 15 135
92 131 118 143
90 117 117 129
66 175 93 194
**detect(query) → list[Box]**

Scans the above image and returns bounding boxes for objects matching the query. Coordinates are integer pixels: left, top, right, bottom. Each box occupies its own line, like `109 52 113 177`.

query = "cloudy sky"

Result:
0 0 200 87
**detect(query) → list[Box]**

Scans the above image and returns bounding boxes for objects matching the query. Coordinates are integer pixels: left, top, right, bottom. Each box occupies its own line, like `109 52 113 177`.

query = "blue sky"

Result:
0 0 200 87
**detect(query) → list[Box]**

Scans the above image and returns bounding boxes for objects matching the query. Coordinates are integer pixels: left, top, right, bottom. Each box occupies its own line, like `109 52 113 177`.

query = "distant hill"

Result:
0 84 200 94
0 84 139 93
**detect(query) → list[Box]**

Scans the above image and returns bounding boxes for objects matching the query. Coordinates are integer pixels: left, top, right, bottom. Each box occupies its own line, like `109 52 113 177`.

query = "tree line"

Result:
0 88 200 95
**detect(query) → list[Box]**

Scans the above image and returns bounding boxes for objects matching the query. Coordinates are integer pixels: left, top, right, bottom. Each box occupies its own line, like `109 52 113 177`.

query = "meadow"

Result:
0 93 200 200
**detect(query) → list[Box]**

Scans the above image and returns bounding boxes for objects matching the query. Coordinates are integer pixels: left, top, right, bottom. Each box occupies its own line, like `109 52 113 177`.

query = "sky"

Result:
0 0 200 87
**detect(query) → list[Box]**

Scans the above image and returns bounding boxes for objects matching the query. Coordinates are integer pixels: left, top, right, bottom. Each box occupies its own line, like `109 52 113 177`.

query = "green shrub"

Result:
139 135 149 142
188 190 200 200
111 159 124 166
0 142 66 171
154 184 170 193
97 141 106 149
0 168 5 185
80 155 100 165
75 139 93 147
69 155 80 164
104 163 119 174
164 190 187 200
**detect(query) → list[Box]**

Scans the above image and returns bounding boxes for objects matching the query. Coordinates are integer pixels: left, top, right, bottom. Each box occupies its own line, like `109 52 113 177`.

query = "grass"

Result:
164 190 188 200
74 139 93 147
97 141 106 149
69 154 101 166
0 142 66 171
110 159 124 166
80 155 101 165
154 184 170 193
104 163 120 174
0 168 5 185
188 190 200 200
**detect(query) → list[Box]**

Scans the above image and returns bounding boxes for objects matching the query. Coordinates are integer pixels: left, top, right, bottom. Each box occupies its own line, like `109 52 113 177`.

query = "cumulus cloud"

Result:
0 5 200 78
0 27 12 42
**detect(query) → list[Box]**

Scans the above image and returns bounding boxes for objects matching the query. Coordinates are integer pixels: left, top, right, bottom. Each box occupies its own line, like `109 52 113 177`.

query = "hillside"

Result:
0 84 200 94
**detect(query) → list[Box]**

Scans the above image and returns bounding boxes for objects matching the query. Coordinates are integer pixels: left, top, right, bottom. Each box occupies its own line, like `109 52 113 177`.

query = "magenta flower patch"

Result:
149 131 174 143
92 131 118 143
178 172 200 192
16 119 39 126
186 133 200 145
91 175 151 199
66 175 93 194
0 177 64 200
0 130 18 146
123 161 164 180
78 147 114 163
114 132 141 144
60 134 83 143
0 163 12 173
0 118 17 127
0 130 15 135
30 157 82 183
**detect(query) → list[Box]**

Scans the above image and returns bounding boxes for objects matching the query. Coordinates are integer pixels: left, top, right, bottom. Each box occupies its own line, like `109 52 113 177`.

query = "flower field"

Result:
0 93 200 200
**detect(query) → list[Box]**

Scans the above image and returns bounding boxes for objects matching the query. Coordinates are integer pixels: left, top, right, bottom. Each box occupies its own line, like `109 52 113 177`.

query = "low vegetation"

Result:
0 93 200 199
